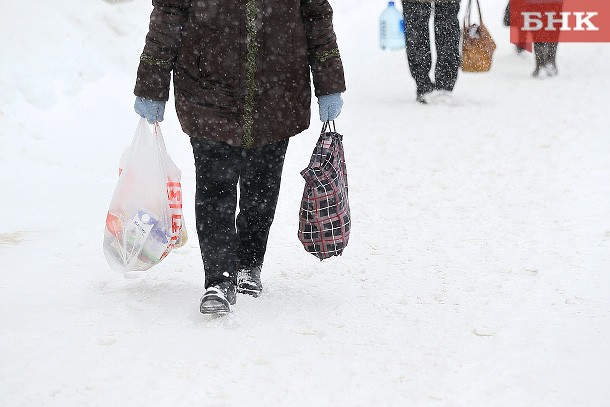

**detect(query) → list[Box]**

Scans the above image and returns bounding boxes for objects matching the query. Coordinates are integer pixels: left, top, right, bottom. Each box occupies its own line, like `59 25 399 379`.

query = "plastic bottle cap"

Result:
389 1 395 6
141 213 150 223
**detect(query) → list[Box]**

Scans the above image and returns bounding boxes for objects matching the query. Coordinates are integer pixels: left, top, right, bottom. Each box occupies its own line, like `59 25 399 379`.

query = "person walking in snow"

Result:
401 0 461 104
504 2 527 54
531 0 563 77
505 0 563 77
133 0 346 314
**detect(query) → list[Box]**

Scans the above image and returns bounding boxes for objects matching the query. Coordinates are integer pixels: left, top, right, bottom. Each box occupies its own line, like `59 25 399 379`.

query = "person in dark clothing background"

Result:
533 42 559 77
504 2 527 54
505 0 563 77
402 0 461 104
133 0 346 314
531 0 563 77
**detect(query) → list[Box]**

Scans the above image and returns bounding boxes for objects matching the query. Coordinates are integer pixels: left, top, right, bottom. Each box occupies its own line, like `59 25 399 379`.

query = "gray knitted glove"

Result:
134 96 166 124
317 93 343 122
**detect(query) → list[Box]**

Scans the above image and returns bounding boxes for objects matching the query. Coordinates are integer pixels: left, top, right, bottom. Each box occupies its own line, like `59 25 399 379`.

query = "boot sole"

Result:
200 307 230 315
200 298 231 314
200 303 230 314
236 286 262 298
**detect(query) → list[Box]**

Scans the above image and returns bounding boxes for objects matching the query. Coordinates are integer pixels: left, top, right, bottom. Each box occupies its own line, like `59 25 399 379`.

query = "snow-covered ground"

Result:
1 0 609 405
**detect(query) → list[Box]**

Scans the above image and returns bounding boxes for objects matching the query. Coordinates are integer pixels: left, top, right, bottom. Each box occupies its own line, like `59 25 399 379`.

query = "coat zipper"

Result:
243 0 259 148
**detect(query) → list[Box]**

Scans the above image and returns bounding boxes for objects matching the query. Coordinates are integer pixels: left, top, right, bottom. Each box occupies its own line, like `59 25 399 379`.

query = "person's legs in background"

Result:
433 1 460 92
546 42 559 75
544 1 562 76
533 42 555 77
403 1 434 103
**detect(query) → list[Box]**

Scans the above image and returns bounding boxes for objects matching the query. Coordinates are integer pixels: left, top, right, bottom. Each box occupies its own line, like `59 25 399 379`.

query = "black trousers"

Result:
402 1 461 96
190 137 289 288
534 43 559 67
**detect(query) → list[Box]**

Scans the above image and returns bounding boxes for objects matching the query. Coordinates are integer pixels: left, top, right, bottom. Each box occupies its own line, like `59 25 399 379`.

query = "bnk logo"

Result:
523 12 599 31
510 0 610 43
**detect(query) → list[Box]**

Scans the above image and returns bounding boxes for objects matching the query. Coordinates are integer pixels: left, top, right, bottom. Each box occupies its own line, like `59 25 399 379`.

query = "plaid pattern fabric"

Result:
298 125 350 260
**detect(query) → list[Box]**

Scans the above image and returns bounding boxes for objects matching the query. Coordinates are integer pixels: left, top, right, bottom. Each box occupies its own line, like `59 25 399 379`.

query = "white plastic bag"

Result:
103 119 186 273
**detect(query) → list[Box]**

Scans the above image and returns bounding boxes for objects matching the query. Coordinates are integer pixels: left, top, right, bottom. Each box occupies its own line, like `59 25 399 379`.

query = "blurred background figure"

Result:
505 0 564 77
533 42 559 77
504 2 527 54
532 0 564 77
402 0 461 104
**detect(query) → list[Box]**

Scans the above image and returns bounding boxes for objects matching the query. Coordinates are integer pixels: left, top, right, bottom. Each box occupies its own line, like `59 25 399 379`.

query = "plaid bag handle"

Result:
313 121 342 169
322 120 337 134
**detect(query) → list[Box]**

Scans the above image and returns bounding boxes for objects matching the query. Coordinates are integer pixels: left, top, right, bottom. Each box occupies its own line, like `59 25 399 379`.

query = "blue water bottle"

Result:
379 1 405 51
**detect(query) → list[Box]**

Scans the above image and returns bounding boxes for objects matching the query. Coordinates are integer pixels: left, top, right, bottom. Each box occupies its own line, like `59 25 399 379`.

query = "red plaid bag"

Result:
298 123 351 260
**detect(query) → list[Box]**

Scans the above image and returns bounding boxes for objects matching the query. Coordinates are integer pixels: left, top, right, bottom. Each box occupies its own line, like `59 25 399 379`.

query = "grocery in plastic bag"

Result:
103 119 187 273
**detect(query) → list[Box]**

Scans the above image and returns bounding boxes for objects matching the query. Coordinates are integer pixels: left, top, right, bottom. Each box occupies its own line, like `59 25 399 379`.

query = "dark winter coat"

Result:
134 0 346 148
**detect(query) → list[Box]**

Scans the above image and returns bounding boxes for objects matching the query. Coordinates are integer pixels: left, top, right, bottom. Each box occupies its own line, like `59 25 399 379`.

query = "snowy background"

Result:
1 0 609 405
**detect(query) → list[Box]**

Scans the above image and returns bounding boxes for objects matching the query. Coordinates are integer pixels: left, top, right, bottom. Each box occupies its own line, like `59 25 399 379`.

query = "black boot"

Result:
533 43 547 77
544 43 559 76
416 93 429 104
200 281 236 314
237 265 263 297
